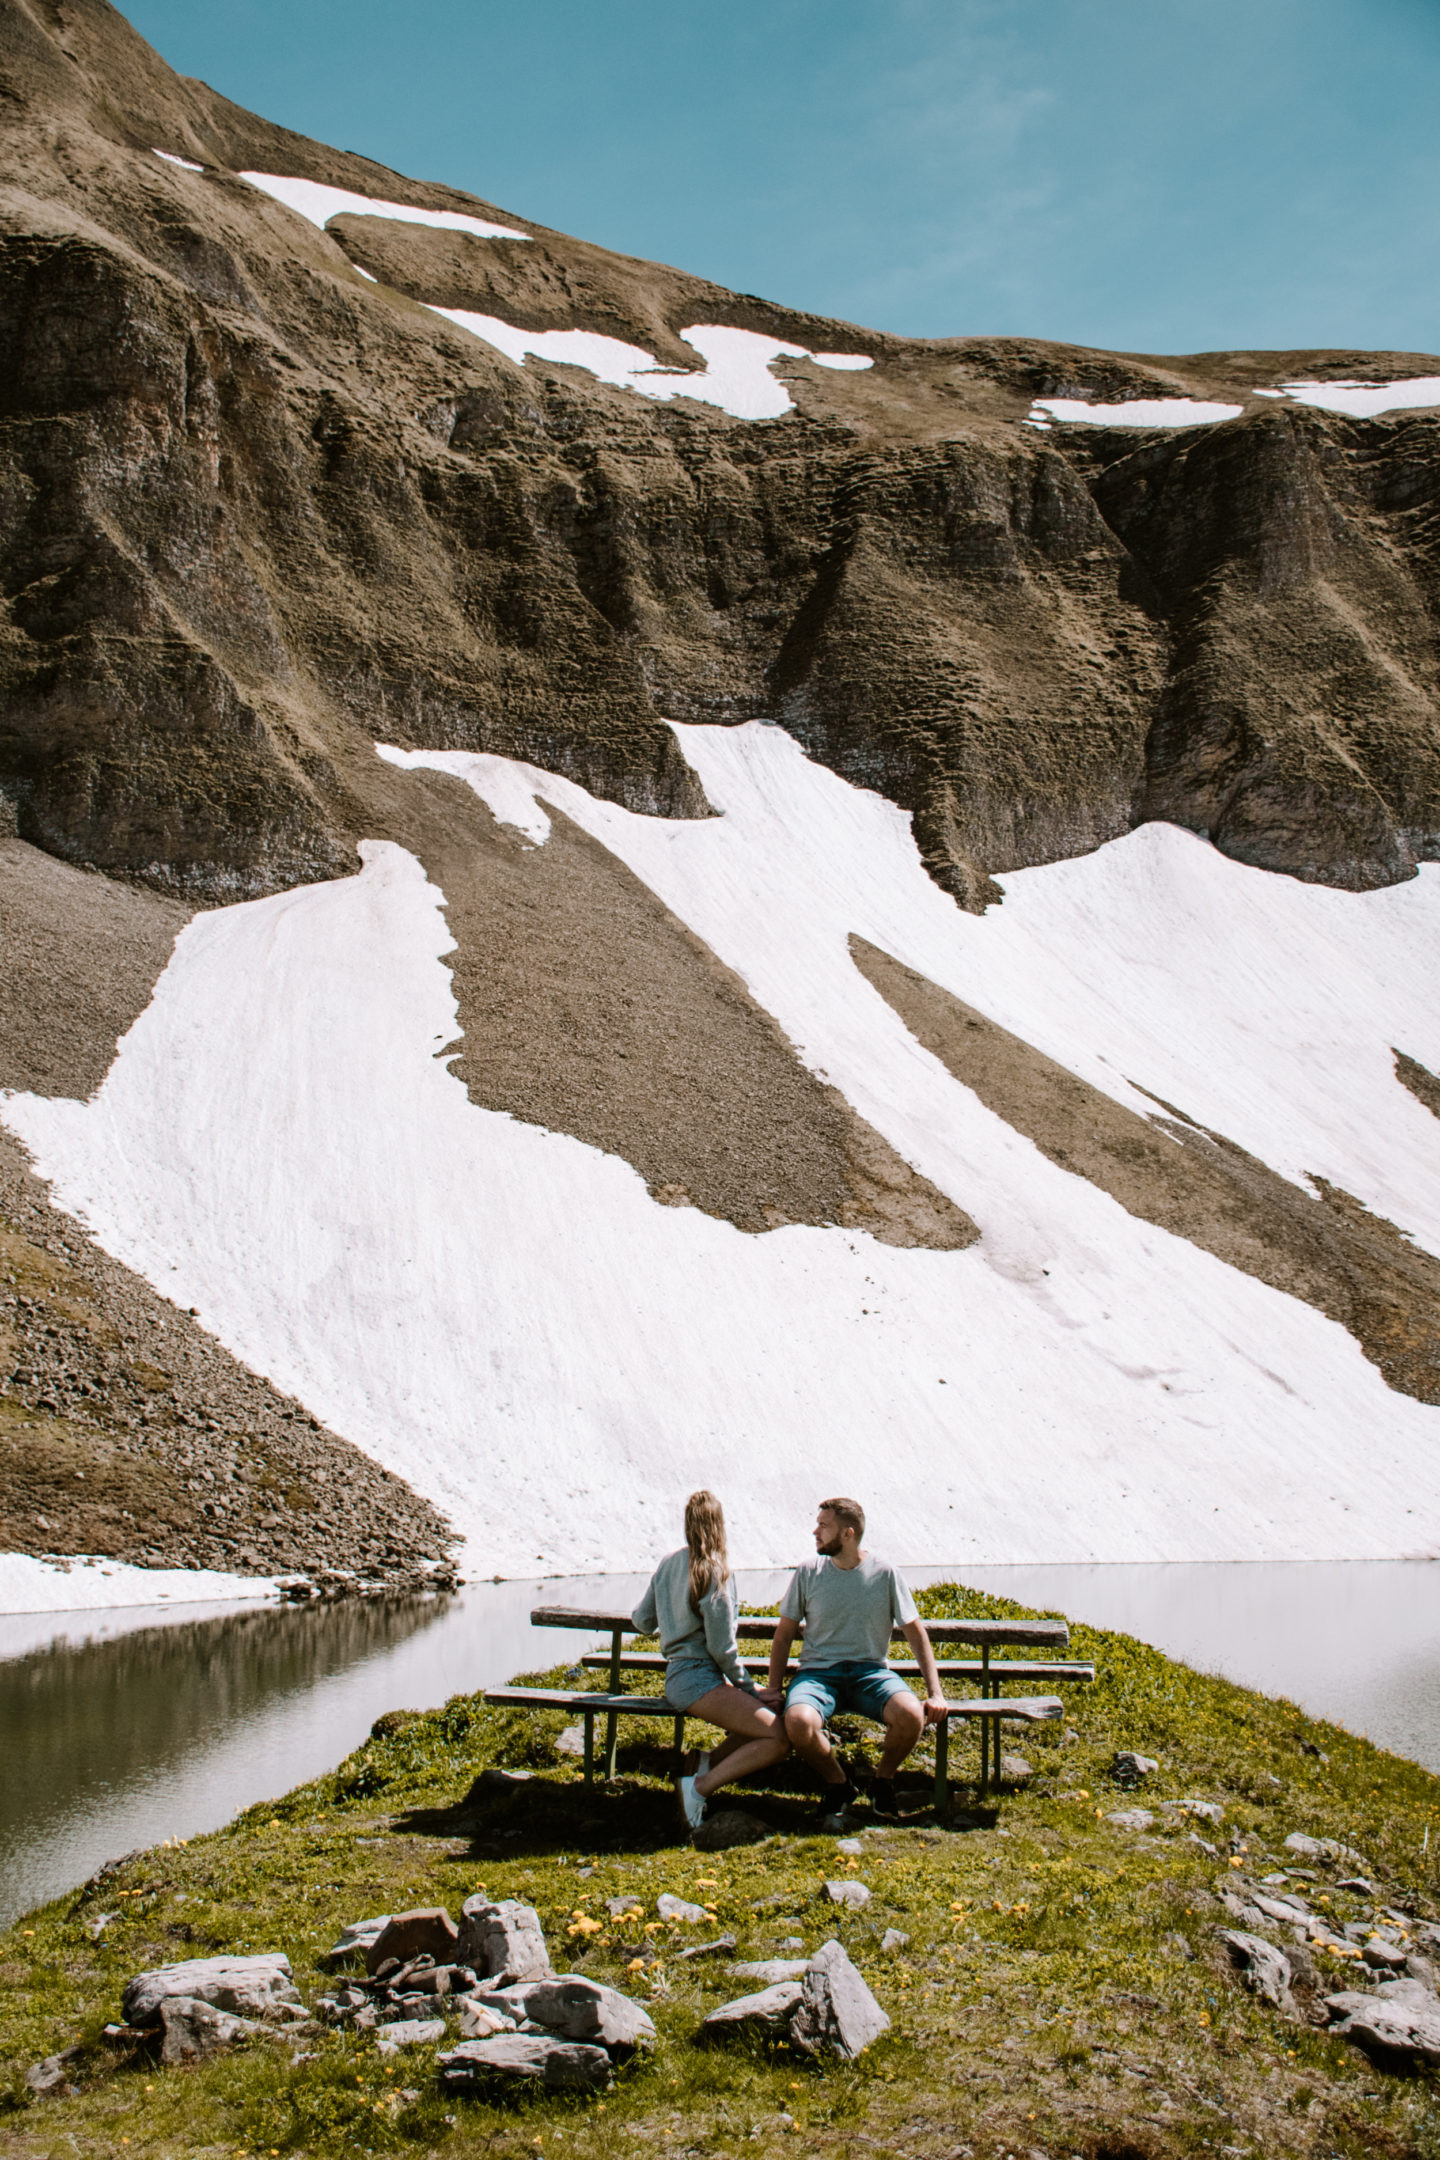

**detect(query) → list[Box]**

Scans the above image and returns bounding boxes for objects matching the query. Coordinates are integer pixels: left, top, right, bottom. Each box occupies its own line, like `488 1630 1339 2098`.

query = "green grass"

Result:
3 1579 1439 2159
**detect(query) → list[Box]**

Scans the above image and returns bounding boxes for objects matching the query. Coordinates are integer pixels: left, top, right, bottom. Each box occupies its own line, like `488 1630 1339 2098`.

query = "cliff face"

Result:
0 0 1438 907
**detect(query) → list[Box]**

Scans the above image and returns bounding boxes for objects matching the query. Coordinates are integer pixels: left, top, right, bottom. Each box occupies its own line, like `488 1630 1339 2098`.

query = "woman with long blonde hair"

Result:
631 1490 789 1830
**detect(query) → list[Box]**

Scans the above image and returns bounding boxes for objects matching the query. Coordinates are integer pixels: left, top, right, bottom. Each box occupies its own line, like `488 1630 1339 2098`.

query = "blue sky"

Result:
123 0 1440 356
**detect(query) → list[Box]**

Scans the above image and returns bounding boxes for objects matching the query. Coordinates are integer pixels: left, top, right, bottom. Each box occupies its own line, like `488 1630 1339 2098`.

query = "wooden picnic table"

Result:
525 1604 1078 1800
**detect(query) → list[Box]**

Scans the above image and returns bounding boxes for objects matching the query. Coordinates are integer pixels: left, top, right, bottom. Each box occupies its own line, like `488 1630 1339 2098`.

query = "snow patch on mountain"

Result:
1028 396 1244 429
1276 377 1440 418
239 171 529 243
4 730 1438 1578
426 309 871 420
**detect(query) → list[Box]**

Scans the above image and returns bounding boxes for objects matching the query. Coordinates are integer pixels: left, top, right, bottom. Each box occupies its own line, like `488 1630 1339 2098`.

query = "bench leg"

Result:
979 1715 989 1799
934 1717 949 1818
604 1629 622 1779
673 1715 685 1774
583 1710 595 1787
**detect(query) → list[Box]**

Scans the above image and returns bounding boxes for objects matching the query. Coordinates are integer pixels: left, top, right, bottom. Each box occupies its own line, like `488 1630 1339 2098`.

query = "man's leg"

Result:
875 1688 925 1775
784 1701 848 1787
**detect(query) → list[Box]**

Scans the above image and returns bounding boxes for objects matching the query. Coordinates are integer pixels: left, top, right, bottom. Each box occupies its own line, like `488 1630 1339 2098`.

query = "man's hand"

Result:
755 1685 785 1710
923 1694 948 1727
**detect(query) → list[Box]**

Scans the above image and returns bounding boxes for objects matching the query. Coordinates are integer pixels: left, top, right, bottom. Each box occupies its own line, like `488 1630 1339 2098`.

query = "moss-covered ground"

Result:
3 1581 1439 2159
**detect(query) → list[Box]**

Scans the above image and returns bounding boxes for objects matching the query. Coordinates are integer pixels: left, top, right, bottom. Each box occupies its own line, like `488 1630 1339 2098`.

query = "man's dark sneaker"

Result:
813 1781 857 1827
870 1777 900 1821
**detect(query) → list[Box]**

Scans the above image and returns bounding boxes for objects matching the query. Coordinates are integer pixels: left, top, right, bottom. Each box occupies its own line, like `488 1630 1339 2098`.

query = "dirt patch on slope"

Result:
0 837 192 1098
0 1129 456 1584
1396 1048 1440 1121
851 935 1440 1402
362 758 974 1246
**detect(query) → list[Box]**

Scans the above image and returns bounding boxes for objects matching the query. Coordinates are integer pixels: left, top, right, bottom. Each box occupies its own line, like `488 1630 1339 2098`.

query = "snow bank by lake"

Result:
426 309 871 420
5 727 1438 1581
0 1552 282 1615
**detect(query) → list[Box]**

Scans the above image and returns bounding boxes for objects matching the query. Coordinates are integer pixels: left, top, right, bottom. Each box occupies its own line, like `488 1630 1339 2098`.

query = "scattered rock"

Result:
657 1892 708 1924
1001 1754 1034 1782
458 1998 515 2039
123 1954 303 2027
1336 1876 1375 1896
1285 1832 1366 1866
365 1909 459 1977
1169 1799 1224 1825
329 1915 391 1963
157 1995 265 2064
525 1975 656 2053
439 2034 613 2089
823 1879 871 1909
376 2018 446 2055
835 1838 863 1856
1364 1938 1409 1972
1106 1808 1155 1832
24 2049 80 2097
880 1929 909 1953
693 1808 770 1851
1221 1931 1297 2014
1327 1978 1440 2066
606 1895 644 1919
676 1934 737 1960
702 1981 806 2037
790 1939 891 2059
456 1897 552 1983
729 1960 811 1984
779 1936 805 1950
1112 1751 1159 1784
555 1725 587 1758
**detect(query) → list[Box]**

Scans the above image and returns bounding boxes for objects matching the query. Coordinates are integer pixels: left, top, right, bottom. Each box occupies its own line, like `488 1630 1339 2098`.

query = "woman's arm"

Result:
630 1574 659 1635
700 1580 747 1685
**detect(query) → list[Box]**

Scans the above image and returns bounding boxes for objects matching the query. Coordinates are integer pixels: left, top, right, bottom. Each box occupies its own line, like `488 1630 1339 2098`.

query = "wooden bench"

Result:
507 1604 1085 1804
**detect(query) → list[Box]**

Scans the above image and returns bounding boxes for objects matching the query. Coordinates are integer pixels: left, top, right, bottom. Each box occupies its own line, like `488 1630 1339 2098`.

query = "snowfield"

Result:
1028 396 1244 429
0 1552 283 1614
3 725 1439 1583
238 170 530 243
425 310 873 420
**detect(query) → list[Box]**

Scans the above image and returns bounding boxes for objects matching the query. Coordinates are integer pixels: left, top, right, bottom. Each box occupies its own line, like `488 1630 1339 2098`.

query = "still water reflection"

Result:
5 1561 1439 1927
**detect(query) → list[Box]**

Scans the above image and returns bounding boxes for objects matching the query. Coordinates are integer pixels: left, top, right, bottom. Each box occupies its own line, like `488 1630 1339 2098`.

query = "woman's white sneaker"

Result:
679 1774 708 1830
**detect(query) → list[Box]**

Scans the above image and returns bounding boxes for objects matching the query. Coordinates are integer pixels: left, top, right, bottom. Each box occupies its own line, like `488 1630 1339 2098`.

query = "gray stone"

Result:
439 2034 613 2089
1112 1751 1159 1780
693 1808 770 1851
880 1929 909 1953
702 1981 805 2037
835 1838 863 1856
1285 1832 1367 1866
729 1960 810 1984
606 1895 644 1920
790 1939 891 2059
1220 1931 1297 2014
123 1953 302 2028
555 1724 586 1758
1406 1954 1440 1991
24 2050 79 2097
676 1934 737 1960
1364 1938 1409 1971
657 1892 709 1924
1254 1892 1313 1924
524 1975 656 2053
1335 1877 1376 1896
156 1995 265 2065
1326 1978 1440 2066
458 1998 516 2038
1106 1808 1155 1832
456 1897 552 1983
375 2018 445 2055
328 1914 391 1962
365 1908 458 1976
823 1879 871 1909
1001 1754 1034 1782
1172 1798 1225 1825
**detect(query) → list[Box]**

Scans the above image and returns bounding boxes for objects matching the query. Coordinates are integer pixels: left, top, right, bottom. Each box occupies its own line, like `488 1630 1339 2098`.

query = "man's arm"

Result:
902 1617 948 1724
768 1616 800 1692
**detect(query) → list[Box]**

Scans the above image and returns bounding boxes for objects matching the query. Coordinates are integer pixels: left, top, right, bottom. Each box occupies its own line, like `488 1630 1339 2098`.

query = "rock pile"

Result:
703 1939 889 2059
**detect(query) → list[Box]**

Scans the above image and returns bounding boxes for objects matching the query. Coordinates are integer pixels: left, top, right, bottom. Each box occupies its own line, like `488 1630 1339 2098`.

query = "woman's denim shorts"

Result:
664 1659 741 1711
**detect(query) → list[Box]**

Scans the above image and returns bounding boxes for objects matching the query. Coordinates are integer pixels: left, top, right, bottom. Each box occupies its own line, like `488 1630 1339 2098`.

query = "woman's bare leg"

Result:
682 1683 790 1797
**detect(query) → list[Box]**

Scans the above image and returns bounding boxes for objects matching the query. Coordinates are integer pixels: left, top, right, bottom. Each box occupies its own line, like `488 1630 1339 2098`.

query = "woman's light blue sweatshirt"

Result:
630 1549 746 1686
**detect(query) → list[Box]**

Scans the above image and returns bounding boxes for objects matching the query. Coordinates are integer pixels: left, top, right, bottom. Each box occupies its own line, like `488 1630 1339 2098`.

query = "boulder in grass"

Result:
525 1974 657 2053
657 1892 708 1924
1221 1932 1297 2015
365 1909 459 1977
123 1954 302 2028
728 1960 810 1985
702 1981 805 2038
790 1939 890 2060
157 1997 265 2065
1112 1751 1159 1784
1107 1808 1155 1833
1326 1978 1440 2067
24 2049 80 2098
439 2033 612 2089
1285 1832 1367 1867
823 1879 871 1909
458 1997 516 2039
457 1897 552 1983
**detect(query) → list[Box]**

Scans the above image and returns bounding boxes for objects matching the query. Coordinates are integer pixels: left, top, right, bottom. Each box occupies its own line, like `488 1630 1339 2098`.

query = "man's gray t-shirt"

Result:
781 1555 918 1668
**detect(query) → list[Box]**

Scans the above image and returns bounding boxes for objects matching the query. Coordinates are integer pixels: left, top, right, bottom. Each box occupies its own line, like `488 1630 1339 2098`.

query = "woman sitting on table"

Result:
631 1489 790 1831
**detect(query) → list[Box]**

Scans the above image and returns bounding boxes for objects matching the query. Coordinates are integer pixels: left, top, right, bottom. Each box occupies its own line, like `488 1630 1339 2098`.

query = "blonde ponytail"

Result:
684 1489 729 1614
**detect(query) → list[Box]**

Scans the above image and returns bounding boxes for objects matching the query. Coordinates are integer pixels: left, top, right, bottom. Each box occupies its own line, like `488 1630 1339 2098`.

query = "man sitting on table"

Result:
768 1495 947 1824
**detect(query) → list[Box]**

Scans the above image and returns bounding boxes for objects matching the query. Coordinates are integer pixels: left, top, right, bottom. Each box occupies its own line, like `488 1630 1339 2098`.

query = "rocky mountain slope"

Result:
1 0 1439 1589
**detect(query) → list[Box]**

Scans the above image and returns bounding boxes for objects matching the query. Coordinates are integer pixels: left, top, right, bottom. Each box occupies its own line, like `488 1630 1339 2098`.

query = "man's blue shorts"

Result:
786 1662 909 1725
